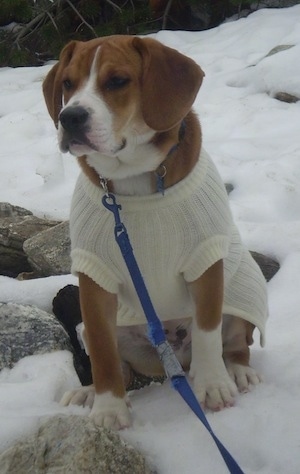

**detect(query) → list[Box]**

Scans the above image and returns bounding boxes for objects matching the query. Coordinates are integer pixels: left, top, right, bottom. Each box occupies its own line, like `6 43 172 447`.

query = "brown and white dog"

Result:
43 36 268 430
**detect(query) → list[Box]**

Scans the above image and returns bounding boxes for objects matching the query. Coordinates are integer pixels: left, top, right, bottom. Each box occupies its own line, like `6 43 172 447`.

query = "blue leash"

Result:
102 193 244 474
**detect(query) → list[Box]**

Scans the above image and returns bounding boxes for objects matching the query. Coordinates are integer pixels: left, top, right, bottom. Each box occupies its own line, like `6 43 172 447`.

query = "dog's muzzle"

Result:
59 106 96 152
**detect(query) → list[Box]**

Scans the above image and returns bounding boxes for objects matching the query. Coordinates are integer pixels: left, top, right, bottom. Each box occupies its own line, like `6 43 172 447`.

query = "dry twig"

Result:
162 0 174 29
65 0 98 37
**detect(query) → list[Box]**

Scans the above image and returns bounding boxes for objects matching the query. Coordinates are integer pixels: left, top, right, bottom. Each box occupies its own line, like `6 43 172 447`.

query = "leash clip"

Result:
156 341 185 379
102 193 122 227
102 194 132 254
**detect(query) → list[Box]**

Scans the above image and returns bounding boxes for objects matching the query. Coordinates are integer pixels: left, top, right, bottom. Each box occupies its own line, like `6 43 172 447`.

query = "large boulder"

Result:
0 202 60 277
23 221 71 277
0 415 154 474
0 302 73 370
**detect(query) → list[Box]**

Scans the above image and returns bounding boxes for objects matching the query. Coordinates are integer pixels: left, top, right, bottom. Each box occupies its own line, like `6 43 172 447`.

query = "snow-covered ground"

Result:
1 5 300 473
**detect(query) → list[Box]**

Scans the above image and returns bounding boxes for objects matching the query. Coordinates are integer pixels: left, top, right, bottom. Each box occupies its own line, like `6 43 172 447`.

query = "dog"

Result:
43 35 268 430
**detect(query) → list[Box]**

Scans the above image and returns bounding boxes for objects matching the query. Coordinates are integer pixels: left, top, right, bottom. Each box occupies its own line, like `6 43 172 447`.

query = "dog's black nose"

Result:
59 106 89 132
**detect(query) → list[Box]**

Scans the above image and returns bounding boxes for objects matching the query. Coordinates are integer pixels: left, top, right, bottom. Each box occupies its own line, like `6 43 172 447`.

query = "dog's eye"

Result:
105 76 130 91
63 79 73 90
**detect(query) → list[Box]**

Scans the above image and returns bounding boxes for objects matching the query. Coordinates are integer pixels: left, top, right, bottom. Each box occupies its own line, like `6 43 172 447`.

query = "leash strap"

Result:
102 193 244 474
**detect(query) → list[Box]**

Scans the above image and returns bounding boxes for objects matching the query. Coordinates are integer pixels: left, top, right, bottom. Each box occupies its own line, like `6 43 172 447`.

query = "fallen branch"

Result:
44 10 60 34
13 12 47 44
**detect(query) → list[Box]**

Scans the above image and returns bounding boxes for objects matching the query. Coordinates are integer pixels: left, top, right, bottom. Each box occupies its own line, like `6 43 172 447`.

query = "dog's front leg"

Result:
188 260 237 410
77 272 131 429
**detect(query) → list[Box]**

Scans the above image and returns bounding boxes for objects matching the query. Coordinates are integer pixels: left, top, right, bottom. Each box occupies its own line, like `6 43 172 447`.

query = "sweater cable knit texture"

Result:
70 149 268 345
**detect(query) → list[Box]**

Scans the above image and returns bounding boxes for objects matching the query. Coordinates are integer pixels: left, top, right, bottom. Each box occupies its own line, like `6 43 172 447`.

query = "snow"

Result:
1 5 300 473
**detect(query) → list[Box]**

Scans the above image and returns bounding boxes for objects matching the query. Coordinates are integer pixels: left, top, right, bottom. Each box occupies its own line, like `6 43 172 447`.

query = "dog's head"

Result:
43 36 204 178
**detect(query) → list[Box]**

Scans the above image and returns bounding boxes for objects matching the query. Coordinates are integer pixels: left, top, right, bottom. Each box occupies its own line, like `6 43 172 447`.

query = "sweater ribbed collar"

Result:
78 149 209 212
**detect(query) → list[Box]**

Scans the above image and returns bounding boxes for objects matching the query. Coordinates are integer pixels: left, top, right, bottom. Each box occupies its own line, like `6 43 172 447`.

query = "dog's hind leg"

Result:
222 315 261 393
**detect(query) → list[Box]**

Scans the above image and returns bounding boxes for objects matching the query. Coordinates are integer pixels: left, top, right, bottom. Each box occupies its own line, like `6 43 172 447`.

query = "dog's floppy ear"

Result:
132 37 205 131
43 41 77 128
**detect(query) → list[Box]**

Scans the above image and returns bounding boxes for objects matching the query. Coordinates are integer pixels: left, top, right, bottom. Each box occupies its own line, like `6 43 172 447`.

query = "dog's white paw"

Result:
192 372 237 411
226 362 262 393
90 392 131 430
61 387 131 429
60 385 95 408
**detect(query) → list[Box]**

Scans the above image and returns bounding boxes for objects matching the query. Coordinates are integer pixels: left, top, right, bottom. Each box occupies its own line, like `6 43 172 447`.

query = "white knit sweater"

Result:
70 149 268 345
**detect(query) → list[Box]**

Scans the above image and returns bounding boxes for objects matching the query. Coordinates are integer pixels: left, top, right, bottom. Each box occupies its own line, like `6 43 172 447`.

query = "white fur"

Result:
76 322 88 353
226 362 261 393
58 55 116 158
90 391 131 429
86 138 163 182
189 320 237 410
60 385 95 408
61 386 131 429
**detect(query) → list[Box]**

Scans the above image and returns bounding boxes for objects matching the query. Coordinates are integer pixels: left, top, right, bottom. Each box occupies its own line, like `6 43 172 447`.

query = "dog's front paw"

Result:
90 392 131 430
192 372 237 411
60 384 95 408
226 362 262 393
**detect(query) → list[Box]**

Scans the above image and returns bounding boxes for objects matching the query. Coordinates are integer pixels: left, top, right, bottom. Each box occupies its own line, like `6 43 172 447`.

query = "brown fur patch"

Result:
78 273 125 398
189 260 224 332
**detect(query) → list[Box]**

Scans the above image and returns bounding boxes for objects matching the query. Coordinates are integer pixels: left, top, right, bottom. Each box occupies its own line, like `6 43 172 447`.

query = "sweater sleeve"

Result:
69 174 123 294
71 248 121 294
182 234 230 282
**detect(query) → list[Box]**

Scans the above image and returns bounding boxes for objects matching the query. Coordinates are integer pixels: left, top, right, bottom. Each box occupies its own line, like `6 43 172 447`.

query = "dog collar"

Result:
154 119 186 195
100 120 187 196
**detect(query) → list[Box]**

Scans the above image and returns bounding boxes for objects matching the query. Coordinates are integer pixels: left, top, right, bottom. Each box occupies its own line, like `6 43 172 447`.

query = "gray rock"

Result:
0 303 73 370
262 0 299 8
0 245 32 278
0 204 60 277
0 415 154 474
274 91 299 103
0 203 32 218
225 183 234 194
0 215 60 251
250 251 280 282
265 44 294 57
24 221 71 277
